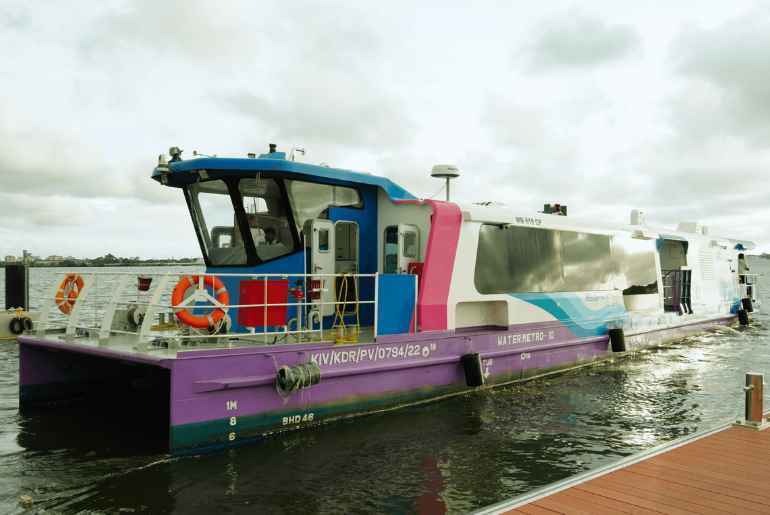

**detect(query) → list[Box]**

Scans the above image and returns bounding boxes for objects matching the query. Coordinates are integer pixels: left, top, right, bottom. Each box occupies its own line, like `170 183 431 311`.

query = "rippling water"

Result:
1 263 769 514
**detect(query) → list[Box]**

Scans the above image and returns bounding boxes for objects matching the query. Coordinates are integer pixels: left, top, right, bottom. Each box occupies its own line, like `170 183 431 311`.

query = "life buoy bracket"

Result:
171 275 230 330
55 274 85 315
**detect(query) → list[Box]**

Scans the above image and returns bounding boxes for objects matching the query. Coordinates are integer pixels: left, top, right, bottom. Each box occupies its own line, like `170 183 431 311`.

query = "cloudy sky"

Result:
1 0 768 258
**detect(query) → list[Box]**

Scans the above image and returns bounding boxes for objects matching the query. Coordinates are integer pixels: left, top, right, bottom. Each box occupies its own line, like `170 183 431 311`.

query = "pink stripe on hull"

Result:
395 200 462 331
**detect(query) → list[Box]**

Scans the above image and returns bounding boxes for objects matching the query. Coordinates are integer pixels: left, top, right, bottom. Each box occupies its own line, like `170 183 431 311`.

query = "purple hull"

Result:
18 315 736 453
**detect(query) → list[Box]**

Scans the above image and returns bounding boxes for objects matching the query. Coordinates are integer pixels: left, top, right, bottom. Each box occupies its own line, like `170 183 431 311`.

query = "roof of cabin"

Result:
152 151 417 201
152 153 753 250
458 202 756 250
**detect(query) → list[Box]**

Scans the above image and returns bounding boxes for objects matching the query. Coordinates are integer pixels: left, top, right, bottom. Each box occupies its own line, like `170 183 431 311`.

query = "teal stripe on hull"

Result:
511 292 626 337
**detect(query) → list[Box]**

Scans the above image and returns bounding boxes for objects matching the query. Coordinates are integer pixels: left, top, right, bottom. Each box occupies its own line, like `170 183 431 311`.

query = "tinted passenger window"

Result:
474 225 613 294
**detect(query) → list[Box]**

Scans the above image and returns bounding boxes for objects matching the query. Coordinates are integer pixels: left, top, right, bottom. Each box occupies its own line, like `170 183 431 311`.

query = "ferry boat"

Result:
17 145 760 453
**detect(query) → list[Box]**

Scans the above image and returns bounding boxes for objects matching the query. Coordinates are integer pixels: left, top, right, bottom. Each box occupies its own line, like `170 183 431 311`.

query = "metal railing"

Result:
739 273 760 304
34 271 418 350
740 273 759 285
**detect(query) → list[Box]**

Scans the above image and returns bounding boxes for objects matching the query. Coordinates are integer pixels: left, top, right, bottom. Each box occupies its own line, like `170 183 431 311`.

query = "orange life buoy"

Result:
172 275 230 329
55 274 85 315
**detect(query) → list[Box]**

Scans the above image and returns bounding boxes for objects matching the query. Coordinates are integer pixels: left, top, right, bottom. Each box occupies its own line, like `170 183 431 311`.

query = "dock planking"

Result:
484 424 770 514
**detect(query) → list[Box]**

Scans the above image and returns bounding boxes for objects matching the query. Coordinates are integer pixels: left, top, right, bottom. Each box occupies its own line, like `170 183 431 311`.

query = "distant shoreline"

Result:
0 262 201 268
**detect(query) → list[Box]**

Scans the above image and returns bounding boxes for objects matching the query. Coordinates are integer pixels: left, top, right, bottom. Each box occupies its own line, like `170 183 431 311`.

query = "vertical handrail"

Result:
296 278 302 342
263 275 268 344
37 275 64 336
373 272 379 338
139 274 172 347
302 232 307 341
413 274 418 333
99 275 131 342
66 273 94 339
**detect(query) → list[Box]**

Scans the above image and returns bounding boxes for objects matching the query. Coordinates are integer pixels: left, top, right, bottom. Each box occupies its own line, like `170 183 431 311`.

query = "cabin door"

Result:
384 224 420 274
398 224 419 273
334 221 359 274
335 221 359 311
305 219 335 316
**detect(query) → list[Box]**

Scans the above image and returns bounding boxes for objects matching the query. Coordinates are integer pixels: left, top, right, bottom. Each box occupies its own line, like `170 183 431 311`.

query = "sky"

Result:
1 0 769 258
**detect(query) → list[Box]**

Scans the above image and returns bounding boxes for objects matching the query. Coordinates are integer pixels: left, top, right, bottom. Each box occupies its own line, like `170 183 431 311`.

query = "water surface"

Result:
1 263 769 514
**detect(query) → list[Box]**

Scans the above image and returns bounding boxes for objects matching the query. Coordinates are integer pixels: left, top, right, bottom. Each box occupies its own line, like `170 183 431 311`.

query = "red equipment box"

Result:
238 279 289 327
408 261 424 287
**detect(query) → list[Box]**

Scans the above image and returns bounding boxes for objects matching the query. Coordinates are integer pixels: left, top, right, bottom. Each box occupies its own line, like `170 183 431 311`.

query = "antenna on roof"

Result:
430 164 460 202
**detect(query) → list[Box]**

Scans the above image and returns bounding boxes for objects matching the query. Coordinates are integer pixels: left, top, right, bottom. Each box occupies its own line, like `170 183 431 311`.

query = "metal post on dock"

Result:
5 262 29 310
746 372 763 423
736 372 769 430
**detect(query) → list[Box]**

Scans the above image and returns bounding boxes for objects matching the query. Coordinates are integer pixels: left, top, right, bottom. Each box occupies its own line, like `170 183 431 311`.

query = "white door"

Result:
306 219 335 316
334 221 359 274
398 224 419 273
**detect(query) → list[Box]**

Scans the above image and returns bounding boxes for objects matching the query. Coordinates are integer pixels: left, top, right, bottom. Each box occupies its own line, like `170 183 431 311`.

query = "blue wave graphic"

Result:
511 293 627 337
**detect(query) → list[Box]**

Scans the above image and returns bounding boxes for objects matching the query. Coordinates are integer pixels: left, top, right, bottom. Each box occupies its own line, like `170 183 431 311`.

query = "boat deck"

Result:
482 423 770 514
24 325 377 360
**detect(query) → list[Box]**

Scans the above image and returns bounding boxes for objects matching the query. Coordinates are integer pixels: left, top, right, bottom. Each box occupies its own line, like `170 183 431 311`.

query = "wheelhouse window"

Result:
240 177 294 262
188 179 248 266
287 180 362 234
186 175 299 266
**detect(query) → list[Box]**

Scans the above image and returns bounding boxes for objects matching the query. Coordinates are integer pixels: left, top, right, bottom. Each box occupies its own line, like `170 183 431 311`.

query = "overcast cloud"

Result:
0 0 768 259
525 10 641 70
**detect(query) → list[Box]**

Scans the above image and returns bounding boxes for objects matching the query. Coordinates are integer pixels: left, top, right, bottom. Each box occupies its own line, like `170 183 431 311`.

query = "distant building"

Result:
45 255 65 262
4 255 17 263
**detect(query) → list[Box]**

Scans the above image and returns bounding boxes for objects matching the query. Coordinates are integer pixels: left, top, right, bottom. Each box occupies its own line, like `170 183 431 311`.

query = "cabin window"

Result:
613 235 659 295
659 240 688 270
188 179 248 266
474 225 614 294
560 231 614 291
287 180 362 232
318 228 330 252
403 231 418 259
186 176 299 266
240 178 294 261
383 226 399 273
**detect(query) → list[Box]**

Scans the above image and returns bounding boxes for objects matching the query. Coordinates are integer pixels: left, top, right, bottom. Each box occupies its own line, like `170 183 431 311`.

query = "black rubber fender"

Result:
609 328 626 352
742 298 754 313
461 353 485 387
738 309 749 326
8 317 25 335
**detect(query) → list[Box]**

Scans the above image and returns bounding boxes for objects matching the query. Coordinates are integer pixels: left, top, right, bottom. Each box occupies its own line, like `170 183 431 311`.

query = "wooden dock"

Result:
477 422 770 514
